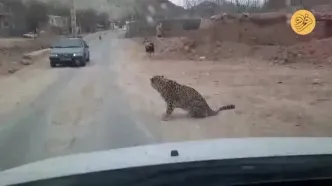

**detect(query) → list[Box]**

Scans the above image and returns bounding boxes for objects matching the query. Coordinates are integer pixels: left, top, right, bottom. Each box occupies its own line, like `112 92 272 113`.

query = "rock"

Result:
312 79 321 85
21 59 32 65
328 57 332 63
8 68 18 74
22 49 50 64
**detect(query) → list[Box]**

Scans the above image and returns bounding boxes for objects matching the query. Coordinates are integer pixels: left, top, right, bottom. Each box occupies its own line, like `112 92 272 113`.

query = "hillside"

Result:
136 0 187 19
36 0 186 19
36 0 110 11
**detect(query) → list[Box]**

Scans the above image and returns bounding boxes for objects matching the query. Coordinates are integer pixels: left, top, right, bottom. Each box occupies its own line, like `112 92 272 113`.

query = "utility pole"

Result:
70 0 77 37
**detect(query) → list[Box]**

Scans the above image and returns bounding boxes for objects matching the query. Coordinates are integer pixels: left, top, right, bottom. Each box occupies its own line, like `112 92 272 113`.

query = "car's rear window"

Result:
52 39 83 48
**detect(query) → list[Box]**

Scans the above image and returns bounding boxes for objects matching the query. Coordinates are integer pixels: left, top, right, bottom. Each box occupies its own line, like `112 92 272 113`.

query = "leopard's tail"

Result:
219 104 235 111
208 104 235 116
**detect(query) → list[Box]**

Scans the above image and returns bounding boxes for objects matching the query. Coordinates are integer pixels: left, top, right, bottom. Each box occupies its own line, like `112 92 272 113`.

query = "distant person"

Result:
156 22 163 37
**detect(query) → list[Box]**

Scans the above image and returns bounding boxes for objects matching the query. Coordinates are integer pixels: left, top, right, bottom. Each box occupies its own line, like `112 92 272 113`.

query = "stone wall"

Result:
125 19 201 38
207 12 329 46
126 12 332 47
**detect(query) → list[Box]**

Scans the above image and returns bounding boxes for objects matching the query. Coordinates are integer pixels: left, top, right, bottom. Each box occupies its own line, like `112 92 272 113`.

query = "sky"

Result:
169 0 266 7
170 0 183 6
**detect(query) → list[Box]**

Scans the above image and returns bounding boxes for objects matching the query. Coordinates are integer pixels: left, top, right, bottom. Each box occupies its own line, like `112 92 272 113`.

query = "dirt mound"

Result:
143 35 332 66
212 12 288 27
272 38 332 65
153 37 273 60
136 37 197 60
0 37 54 75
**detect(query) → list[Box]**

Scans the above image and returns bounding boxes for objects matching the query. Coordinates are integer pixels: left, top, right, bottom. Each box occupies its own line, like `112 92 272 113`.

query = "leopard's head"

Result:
150 75 166 91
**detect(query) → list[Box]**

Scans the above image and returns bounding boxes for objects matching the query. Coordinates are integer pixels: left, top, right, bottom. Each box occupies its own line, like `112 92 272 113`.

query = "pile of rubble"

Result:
141 37 197 60
272 38 332 65
140 6 332 66
312 4 332 20
0 37 53 75
210 12 289 26
150 35 332 66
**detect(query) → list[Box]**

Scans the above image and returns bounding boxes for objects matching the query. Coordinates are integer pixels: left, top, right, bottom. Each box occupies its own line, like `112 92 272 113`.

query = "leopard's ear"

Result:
150 75 159 82
152 75 165 80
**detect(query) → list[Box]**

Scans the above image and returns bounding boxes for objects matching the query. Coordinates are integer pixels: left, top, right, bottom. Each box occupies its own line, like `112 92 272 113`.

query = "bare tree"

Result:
25 0 48 32
228 0 264 13
183 0 264 14
96 12 110 28
47 2 70 17
76 9 98 33
182 0 204 9
264 0 287 10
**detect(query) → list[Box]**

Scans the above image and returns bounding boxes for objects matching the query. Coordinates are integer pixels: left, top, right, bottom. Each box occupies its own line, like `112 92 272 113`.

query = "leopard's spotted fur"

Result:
150 75 235 120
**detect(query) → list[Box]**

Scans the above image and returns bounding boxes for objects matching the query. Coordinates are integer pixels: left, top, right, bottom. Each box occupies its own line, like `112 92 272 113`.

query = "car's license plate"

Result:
60 57 71 61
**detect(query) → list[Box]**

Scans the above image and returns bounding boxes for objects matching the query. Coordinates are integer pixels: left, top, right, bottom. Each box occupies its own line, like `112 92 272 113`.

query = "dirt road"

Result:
0 32 159 171
1 31 331 171
115 39 332 142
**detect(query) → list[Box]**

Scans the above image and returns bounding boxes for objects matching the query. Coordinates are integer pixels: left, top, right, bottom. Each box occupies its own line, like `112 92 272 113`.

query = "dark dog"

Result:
145 42 154 57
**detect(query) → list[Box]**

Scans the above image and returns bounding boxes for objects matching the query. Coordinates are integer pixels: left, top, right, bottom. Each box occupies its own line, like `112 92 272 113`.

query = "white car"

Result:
1 138 332 186
22 32 38 39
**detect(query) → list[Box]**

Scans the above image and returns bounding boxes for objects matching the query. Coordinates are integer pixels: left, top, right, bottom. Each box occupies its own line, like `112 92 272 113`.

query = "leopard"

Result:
150 75 235 121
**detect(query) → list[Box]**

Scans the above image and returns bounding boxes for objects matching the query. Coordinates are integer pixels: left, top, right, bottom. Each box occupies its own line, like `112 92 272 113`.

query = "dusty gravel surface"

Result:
0 37 55 75
1 32 332 171
115 38 332 142
0 32 156 171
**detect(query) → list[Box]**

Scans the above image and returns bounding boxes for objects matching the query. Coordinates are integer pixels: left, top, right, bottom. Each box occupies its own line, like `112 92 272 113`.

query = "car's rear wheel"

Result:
50 61 56 68
74 59 82 67
86 54 90 62
81 59 86 67
74 58 86 67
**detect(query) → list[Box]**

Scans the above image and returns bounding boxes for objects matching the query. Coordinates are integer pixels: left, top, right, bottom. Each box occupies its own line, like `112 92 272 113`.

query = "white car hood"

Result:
1 137 332 185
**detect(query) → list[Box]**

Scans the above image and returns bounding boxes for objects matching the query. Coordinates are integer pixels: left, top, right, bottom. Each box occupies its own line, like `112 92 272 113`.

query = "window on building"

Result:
291 0 303 6
3 21 9 27
2 17 10 28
